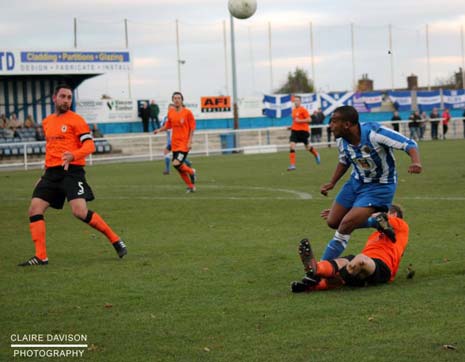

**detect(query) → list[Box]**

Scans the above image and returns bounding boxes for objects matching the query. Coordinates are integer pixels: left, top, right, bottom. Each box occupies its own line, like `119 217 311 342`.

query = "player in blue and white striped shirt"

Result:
320 106 422 260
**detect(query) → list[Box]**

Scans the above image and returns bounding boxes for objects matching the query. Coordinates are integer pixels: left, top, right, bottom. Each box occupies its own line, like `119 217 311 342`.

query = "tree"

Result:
275 67 314 94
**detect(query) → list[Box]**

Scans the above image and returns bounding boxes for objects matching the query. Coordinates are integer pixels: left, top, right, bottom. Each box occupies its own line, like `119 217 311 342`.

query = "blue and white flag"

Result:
443 89 465 109
296 93 320 113
353 92 382 113
388 91 412 111
320 92 354 116
263 94 292 118
362 91 383 109
417 90 440 111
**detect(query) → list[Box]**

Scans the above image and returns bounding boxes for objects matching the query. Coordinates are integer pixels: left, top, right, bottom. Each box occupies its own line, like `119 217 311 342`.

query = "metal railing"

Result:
1 118 464 171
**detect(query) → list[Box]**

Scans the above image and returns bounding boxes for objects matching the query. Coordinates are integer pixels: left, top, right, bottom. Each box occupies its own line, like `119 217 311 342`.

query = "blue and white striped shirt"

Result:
337 122 417 184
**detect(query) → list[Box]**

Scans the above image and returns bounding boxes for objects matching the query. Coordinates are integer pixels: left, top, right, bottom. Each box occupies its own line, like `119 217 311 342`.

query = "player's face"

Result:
294 98 301 107
53 88 73 114
329 113 345 137
172 95 183 108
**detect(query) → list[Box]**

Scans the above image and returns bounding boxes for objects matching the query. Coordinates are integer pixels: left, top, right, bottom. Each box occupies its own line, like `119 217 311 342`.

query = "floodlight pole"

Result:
124 18 132 99
309 21 316 91
461 25 465 89
176 19 182 92
229 14 239 129
426 24 431 91
388 24 395 91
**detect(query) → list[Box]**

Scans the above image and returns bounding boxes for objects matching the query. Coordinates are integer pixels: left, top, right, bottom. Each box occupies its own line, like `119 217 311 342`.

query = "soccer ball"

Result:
228 0 257 20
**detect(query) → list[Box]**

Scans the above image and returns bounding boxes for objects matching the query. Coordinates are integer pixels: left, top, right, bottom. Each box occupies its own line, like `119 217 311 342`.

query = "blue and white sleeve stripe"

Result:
373 126 417 152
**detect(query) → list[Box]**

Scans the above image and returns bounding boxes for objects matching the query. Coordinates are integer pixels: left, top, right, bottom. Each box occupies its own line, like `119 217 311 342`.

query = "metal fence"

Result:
0 118 464 171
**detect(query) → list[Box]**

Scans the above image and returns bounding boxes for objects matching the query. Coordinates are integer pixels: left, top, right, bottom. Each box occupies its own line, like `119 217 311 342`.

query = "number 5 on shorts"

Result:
77 181 85 196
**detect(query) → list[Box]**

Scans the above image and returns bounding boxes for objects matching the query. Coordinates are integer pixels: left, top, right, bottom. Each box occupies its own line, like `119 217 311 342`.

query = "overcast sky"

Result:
1 0 464 100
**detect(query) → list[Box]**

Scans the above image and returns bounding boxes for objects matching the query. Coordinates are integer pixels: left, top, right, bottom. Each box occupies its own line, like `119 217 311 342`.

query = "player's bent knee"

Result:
326 219 339 229
71 206 88 220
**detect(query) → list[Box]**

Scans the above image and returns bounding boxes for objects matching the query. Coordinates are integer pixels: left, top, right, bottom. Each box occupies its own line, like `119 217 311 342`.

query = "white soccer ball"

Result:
228 0 257 20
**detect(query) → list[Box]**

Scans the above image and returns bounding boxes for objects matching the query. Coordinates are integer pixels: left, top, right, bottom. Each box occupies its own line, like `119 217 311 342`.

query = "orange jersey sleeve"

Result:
291 106 310 132
43 111 95 168
167 108 196 152
361 216 409 281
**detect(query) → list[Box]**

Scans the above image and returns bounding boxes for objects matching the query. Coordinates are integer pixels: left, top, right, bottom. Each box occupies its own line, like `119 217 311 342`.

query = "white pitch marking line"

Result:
11 344 88 348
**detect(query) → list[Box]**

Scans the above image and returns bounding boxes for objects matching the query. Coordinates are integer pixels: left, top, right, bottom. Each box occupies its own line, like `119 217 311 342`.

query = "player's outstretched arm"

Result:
320 162 349 196
407 147 422 174
153 125 167 134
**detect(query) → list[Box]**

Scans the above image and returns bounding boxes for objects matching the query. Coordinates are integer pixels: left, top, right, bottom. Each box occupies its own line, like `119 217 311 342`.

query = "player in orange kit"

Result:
291 204 408 292
154 92 196 192
287 95 320 171
18 84 126 266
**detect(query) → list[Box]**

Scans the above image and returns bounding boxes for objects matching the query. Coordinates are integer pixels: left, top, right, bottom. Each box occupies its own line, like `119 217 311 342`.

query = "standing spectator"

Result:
138 102 151 133
311 109 324 143
429 107 440 140
408 111 421 141
149 100 160 131
1 114 8 128
92 124 104 138
442 108 451 139
419 111 427 140
462 108 465 138
8 113 22 130
391 111 401 132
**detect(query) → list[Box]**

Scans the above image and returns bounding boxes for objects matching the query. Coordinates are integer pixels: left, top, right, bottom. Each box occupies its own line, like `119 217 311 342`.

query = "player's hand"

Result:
153 129 159 134
62 151 74 171
287 126 291 130
320 182 334 196
408 163 422 174
320 208 330 220
187 142 192 151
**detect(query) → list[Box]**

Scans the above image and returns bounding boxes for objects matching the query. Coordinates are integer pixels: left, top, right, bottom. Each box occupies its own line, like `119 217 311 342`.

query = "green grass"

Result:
1 140 465 362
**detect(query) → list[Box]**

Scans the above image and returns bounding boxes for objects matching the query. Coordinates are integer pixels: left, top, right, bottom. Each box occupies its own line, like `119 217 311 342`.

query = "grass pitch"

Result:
1 140 465 361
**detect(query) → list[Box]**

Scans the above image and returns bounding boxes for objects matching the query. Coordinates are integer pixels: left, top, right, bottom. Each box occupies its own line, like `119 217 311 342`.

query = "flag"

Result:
443 89 465 109
362 91 383 109
296 93 320 113
320 92 354 116
417 90 440 111
388 91 412 111
263 94 292 118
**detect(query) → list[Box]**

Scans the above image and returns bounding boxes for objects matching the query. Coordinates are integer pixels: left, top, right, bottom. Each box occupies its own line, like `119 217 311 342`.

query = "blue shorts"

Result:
335 177 396 211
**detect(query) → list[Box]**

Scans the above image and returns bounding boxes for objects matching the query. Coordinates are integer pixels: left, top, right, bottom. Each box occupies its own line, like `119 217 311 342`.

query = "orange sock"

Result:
177 169 193 187
312 277 344 291
289 151 296 165
309 146 318 157
179 163 194 175
29 215 47 260
316 260 336 278
86 211 120 243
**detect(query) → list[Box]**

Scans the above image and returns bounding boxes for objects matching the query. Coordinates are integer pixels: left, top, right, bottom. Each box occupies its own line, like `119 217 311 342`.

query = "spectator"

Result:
35 123 45 141
420 111 427 140
138 102 151 133
0 114 7 128
442 108 450 139
429 107 440 140
92 124 104 138
8 113 22 130
408 110 421 141
149 100 160 131
24 116 35 129
463 108 465 138
310 110 323 143
391 111 401 132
